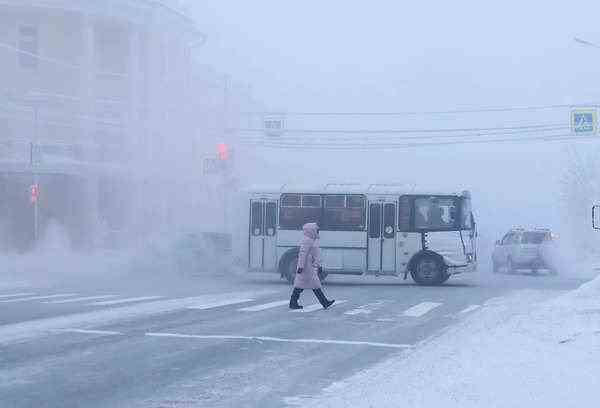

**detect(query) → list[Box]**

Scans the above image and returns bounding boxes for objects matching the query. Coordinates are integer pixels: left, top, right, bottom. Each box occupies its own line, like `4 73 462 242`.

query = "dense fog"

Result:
2 0 600 278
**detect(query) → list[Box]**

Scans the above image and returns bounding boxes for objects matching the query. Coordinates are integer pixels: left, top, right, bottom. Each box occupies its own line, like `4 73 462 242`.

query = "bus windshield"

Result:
411 196 472 231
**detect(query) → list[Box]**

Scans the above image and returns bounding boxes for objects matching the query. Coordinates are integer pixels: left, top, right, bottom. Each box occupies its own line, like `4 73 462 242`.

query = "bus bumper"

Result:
443 255 477 275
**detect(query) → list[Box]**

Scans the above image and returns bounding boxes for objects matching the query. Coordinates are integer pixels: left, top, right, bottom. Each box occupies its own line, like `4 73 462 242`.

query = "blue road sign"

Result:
571 109 597 134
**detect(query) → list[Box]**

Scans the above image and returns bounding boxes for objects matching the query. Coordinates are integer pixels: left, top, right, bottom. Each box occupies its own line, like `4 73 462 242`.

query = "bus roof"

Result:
244 183 470 197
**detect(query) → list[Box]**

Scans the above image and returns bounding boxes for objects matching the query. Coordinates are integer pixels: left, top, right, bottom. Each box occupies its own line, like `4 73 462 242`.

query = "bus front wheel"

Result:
411 255 448 286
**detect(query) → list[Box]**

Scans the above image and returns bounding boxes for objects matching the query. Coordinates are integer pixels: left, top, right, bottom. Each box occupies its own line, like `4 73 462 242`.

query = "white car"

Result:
491 228 558 275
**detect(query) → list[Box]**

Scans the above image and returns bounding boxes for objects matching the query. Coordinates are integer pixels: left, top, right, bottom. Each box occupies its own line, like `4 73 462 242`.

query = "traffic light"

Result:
217 143 230 160
30 184 39 204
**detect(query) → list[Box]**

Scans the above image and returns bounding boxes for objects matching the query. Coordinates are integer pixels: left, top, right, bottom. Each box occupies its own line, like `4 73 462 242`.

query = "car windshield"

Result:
521 232 548 244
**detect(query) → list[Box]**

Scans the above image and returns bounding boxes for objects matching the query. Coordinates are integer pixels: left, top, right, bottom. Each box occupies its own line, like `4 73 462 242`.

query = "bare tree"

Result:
560 146 600 258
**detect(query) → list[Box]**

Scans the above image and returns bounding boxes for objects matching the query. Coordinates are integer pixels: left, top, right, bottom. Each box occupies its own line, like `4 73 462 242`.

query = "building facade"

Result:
0 0 239 252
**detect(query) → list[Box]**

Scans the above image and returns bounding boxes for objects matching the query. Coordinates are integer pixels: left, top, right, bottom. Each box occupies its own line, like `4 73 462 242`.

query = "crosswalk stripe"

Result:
344 300 390 316
146 332 413 349
0 294 78 303
0 290 276 345
292 300 348 313
46 295 119 304
53 328 123 336
187 298 254 310
88 296 163 306
459 304 481 314
238 300 289 312
0 292 36 299
402 302 442 317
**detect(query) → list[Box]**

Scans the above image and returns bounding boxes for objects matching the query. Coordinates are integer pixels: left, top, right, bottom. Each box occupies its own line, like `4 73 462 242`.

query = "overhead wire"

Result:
237 131 596 150
240 102 600 117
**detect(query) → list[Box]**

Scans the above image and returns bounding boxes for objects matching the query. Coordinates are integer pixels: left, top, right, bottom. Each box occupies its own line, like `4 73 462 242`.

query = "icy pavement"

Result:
294 274 600 408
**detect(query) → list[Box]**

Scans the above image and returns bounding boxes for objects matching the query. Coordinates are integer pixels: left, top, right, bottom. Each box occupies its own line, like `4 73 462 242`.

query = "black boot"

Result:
313 289 335 309
289 288 303 309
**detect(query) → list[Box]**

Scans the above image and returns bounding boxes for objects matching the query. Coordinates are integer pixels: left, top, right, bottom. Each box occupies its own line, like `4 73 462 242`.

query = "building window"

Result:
18 25 38 69
94 23 128 74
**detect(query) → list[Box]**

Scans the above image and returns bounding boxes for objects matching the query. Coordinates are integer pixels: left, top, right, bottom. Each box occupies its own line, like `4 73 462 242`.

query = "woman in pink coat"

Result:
289 223 335 310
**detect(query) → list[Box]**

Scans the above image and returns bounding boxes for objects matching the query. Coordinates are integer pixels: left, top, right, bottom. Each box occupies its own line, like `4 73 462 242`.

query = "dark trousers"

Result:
290 287 329 307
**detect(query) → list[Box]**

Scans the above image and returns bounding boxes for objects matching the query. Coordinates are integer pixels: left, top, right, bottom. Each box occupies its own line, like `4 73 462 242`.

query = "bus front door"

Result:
368 202 397 274
263 201 278 271
249 200 278 271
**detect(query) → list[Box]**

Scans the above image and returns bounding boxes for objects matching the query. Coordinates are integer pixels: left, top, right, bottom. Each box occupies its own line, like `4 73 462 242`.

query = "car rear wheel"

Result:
506 257 516 274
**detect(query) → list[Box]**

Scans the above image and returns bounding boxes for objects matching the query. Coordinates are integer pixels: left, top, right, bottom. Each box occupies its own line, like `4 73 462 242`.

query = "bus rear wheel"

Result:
282 256 298 284
411 255 447 286
279 249 299 285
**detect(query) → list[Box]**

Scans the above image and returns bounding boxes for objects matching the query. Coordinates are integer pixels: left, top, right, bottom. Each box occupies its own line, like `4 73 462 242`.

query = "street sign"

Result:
203 157 231 175
571 108 597 134
263 114 285 137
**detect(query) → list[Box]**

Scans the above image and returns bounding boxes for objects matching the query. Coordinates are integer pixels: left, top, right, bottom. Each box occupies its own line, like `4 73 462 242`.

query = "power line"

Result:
239 127 569 144
239 133 597 150
241 102 599 117
231 123 567 135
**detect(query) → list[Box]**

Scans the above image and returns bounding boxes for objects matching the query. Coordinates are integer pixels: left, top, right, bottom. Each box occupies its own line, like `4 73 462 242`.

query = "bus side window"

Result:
323 195 366 231
279 194 321 230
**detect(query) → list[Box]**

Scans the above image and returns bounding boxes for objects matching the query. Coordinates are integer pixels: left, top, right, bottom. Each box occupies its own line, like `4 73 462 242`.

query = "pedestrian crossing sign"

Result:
571 108 597 134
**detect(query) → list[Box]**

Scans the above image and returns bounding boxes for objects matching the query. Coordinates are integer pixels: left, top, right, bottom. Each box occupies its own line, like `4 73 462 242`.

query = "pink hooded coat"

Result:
294 223 322 289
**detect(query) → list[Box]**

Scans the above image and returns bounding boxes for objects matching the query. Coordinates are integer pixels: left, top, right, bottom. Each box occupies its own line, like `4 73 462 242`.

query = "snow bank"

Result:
296 277 600 408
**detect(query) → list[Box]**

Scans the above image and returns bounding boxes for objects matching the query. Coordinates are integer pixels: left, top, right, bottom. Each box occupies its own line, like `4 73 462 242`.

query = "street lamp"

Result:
574 37 600 49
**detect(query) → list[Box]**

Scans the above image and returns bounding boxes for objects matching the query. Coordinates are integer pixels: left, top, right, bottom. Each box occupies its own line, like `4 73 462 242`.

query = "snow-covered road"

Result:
297 275 600 408
0 266 592 407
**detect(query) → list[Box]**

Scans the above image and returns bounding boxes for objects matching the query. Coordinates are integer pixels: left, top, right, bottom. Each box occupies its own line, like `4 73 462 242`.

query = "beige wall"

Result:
0 3 198 166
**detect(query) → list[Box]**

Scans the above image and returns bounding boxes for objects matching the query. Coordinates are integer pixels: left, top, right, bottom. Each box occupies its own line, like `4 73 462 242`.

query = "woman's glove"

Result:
297 268 303 274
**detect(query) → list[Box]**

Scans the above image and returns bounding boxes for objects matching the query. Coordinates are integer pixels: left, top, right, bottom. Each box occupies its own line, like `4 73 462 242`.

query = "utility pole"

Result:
222 75 231 228
31 103 39 243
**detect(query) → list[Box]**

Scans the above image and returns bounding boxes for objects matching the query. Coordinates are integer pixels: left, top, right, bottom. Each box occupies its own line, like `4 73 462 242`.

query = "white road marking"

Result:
187 298 254 310
53 328 123 336
0 290 275 345
376 318 396 323
238 300 289 312
402 301 443 317
46 295 119 304
484 296 507 306
146 332 413 349
345 300 390 316
0 294 78 303
292 300 347 313
0 292 36 299
88 296 163 306
459 304 482 314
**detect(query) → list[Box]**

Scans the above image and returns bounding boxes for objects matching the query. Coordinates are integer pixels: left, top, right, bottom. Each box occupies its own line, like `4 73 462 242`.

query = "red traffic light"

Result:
30 184 39 204
217 143 230 160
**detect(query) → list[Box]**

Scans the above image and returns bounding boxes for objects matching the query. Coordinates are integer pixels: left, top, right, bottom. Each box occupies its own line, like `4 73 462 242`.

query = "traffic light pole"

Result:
31 106 39 243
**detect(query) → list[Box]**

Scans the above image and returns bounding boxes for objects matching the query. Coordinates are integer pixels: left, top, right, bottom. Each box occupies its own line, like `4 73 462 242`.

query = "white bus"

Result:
246 184 477 286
